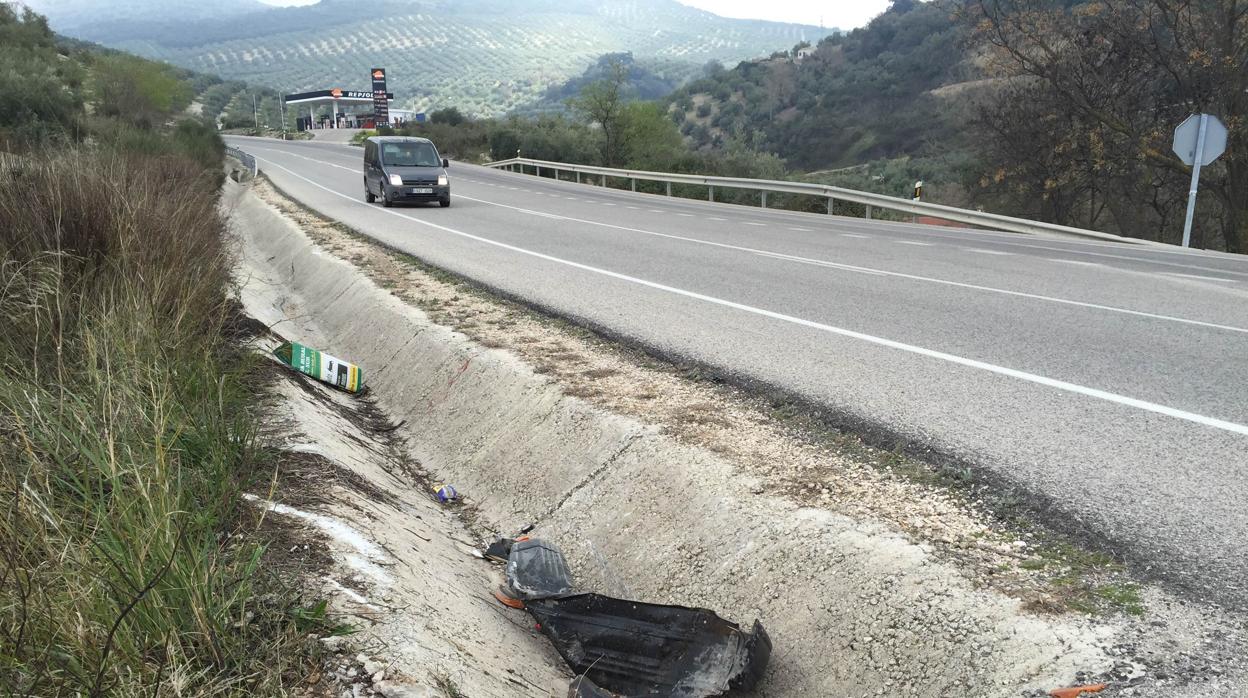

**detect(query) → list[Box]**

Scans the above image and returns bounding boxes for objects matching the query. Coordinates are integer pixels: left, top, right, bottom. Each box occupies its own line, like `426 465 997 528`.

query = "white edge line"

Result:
252 154 1248 438
249 146 1248 336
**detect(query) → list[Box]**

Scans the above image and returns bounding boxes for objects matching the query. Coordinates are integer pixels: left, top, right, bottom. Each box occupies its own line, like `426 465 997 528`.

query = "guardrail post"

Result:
536 166 542 178
666 182 672 197
827 197 835 215
708 186 714 202
631 178 636 192
761 191 768 208
576 171 581 184
865 205 873 220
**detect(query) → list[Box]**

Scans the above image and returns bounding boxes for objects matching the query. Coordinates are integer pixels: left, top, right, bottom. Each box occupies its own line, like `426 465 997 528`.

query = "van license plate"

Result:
411 187 433 194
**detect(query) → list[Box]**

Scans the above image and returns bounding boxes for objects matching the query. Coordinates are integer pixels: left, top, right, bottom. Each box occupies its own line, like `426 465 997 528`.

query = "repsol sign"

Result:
285 89 392 102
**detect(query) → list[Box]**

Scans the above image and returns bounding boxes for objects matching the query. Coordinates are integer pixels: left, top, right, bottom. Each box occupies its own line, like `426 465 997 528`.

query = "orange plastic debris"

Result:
1049 684 1107 698
493 589 525 609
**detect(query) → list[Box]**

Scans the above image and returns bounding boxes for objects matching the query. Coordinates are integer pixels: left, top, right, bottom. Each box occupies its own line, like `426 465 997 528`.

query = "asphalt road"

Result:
227 136 1248 611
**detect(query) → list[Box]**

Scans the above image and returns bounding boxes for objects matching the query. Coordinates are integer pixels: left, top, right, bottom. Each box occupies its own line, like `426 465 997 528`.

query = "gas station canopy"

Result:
285 88 396 130
284 88 394 106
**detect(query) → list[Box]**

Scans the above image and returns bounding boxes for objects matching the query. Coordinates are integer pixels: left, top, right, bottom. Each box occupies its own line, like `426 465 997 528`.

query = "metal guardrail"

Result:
484 157 1151 245
225 146 257 178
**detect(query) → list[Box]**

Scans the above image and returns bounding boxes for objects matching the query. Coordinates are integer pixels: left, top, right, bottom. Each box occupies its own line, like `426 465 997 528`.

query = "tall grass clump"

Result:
0 129 312 695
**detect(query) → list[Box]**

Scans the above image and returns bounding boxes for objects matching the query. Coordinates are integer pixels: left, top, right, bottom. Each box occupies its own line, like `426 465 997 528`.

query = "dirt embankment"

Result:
225 171 1248 698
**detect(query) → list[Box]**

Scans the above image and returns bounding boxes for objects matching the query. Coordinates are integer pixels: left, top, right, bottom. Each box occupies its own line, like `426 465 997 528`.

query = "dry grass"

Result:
0 144 326 695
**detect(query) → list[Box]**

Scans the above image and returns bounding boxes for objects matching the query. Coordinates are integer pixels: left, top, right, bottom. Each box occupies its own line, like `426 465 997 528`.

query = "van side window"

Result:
365 142 376 165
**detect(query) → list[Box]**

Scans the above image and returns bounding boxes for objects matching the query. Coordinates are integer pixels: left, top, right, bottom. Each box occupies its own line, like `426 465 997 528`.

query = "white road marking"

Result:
743 222 767 227
755 250 886 276
439 196 1248 335
1050 259 1102 267
896 240 932 246
602 202 616 206
1163 273 1238 283
966 248 1013 256
707 217 726 222
626 206 640 210
518 209 565 220
677 213 694 217
245 154 1248 439
247 147 1248 336
239 138 1244 266
789 227 812 232
841 234 870 239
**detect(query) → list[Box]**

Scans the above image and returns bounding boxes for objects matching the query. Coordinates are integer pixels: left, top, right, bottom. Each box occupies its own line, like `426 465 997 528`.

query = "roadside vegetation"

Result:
1 6 329 694
375 0 1244 251
667 0 1247 251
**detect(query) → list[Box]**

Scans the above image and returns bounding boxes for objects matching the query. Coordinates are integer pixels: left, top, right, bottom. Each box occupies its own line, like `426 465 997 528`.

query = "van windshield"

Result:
381 142 439 167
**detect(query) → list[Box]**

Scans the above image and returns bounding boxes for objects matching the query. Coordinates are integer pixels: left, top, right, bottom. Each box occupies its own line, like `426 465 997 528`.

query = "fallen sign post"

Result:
273 341 365 393
1172 113 1228 248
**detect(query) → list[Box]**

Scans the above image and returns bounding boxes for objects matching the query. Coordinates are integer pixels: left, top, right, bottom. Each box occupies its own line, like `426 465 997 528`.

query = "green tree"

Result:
568 59 631 166
430 107 466 126
621 102 683 170
91 54 192 129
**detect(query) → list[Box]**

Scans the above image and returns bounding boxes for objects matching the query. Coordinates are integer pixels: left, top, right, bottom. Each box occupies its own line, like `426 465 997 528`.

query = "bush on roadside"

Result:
0 142 318 695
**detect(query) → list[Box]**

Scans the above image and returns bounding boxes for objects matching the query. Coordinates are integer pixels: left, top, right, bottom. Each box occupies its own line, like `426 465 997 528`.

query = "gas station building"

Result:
285 88 417 131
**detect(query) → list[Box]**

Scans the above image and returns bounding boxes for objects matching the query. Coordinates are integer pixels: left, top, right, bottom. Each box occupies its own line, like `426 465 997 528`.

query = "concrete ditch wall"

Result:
225 178 1118 696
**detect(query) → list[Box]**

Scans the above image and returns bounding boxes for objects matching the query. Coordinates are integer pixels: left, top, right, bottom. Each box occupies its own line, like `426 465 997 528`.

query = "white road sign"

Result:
1172 114 1229 247
1173 114 1227 167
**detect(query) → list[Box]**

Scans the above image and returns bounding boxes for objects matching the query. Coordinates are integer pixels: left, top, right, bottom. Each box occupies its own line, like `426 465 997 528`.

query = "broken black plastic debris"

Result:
505 538 574 600
530 593 771 698
567 675 620 698
483 537 513 563
480 537 772 696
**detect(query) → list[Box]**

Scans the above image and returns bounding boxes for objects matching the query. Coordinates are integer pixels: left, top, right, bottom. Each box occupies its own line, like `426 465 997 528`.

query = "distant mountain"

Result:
21 0 267 34
29 0 836 117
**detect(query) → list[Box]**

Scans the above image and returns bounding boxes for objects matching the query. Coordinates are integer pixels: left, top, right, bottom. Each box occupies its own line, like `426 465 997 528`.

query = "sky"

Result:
254 1 894 29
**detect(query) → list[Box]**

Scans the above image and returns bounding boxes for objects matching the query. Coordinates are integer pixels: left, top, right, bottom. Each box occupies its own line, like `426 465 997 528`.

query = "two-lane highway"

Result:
228 136 1248 610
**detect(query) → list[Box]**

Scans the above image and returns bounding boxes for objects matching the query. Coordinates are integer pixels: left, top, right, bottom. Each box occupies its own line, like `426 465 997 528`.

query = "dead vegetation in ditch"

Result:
250 175 1143 617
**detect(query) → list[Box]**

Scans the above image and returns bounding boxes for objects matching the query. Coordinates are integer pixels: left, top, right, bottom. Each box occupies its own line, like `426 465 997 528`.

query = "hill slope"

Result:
668 0 972 171
38 0 836 117
22 0 266 34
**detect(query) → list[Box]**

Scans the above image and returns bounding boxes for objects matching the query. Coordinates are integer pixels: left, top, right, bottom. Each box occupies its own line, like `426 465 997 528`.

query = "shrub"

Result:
0 145 313 696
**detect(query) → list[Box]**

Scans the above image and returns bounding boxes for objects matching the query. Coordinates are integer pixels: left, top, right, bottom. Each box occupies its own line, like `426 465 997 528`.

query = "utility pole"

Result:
279 94 287 140
252 94 259 131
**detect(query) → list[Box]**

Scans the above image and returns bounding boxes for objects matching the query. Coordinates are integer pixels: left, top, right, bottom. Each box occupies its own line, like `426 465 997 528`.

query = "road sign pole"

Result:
1180 114 1209 248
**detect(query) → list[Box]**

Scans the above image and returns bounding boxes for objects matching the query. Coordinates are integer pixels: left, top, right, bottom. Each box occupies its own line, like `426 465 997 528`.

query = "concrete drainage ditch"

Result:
226 176 1122 696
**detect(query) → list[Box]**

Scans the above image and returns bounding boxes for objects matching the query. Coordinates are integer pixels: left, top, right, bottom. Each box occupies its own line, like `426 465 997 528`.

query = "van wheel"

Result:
439 198 451 208
365 188 375 203
382 191 393 208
